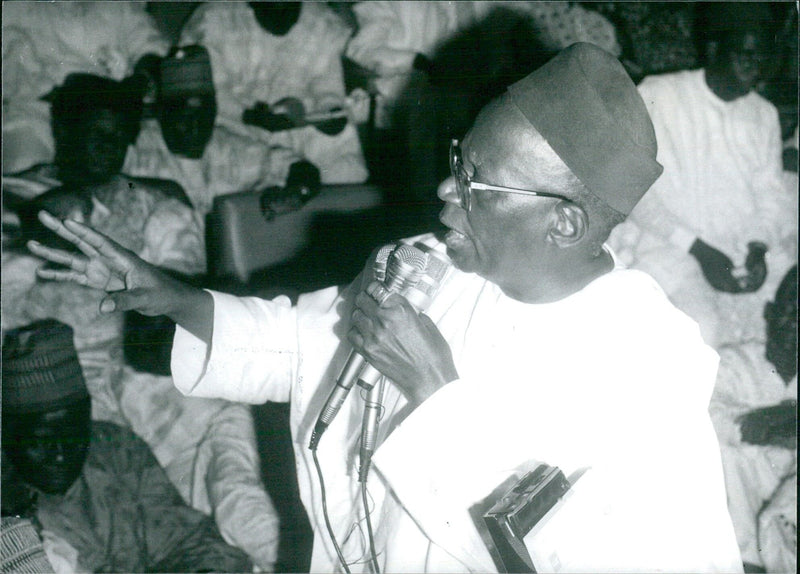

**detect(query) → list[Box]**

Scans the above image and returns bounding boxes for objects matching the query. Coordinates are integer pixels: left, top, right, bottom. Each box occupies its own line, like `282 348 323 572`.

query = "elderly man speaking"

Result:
27 43 742 573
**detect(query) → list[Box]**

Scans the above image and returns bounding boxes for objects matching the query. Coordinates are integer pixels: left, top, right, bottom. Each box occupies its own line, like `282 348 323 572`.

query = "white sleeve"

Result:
171 286 343 405
171 290 298 404
200 403 280 571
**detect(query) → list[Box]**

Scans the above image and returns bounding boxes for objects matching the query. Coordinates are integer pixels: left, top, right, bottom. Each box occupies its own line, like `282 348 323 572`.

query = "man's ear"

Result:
547 201 587 248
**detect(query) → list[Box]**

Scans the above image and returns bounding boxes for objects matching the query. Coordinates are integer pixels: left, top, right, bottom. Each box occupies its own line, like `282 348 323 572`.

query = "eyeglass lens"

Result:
450 140 471 211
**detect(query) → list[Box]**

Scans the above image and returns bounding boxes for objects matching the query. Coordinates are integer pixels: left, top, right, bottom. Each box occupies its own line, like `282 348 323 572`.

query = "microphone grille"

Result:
373 243 395 283
385 244 426 291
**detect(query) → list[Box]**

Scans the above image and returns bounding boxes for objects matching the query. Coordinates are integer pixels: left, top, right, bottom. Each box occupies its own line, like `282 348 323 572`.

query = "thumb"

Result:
100 290 140 314
99 296 117 314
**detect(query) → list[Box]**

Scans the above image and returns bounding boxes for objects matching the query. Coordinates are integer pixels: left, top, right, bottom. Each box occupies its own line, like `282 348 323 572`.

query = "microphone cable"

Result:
362 479 380 574
311 448 352 574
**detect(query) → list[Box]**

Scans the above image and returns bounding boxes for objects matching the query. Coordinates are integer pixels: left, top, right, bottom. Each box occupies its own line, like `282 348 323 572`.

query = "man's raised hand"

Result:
27 211 169 316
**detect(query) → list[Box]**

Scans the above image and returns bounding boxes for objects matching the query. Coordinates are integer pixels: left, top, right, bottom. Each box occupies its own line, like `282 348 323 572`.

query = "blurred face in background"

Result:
707 29 770 100
56 108 131 185
159 93 216 159
2 398 91 496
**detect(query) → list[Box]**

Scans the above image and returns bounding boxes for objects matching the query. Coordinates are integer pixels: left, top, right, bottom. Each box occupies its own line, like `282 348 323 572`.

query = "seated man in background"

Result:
709 265 797 572
179 1 369 186
608 2 797 349
1 319 252 573
28 43 742 572
1 0 169 174
3 73 280 570
5 71 204 425
123 44 320 220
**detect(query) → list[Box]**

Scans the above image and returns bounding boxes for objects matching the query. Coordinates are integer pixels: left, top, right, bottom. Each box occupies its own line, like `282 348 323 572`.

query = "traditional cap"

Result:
41 72 145 113
160 45 215 97
507 42 662 215
2 319 88 414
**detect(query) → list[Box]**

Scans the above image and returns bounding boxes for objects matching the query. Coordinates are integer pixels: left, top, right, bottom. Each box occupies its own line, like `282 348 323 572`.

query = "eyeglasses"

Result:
449 139 572 212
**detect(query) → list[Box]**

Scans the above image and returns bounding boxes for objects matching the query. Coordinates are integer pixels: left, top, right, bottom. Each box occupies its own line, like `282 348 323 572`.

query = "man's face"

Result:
2 400 91 495
159 94 216 159
437 100 561 296
59 108 130 184
716 30 769 96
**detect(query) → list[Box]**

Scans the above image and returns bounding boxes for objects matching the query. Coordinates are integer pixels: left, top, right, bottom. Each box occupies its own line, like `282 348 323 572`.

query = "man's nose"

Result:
437 176 459 205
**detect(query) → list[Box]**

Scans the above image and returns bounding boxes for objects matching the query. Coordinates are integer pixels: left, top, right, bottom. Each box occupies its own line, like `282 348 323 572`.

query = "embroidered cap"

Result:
507 42 663 215
2 319 88 414
160 45 215 97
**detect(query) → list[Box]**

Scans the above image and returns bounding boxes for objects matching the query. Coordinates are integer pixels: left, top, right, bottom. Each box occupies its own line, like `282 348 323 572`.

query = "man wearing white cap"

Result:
28 43 742 572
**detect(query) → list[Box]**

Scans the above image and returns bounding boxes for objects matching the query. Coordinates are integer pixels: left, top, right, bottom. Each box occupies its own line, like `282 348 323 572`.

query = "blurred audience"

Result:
709 266 797 572
345 1 477 131
2 72 280 571
608 2 797 349
4 72 204 424
124 44 313 219
179 1 368 185
1 320 252 573
2 1 168 174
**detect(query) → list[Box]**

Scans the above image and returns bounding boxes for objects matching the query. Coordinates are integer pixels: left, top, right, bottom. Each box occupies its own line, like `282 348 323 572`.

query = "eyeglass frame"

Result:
449 139 573 212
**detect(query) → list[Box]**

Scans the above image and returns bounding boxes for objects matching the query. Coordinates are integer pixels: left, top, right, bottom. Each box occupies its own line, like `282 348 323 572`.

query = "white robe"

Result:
124 120 302 218
608 69 796 348
172 235 742 573
1 1 169 173
178 2 368 186
709 341 797 568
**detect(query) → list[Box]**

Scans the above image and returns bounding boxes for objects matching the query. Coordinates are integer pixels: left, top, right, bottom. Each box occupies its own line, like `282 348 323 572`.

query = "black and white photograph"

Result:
2 2 797 573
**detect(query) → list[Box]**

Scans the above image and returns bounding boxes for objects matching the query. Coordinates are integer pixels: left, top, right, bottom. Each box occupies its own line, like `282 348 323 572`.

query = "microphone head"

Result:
385 244 426 292
373 243 395 283
403 245 453 309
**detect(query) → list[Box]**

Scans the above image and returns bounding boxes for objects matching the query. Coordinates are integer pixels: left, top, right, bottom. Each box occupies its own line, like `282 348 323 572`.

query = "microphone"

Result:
358 376 386 482
308 244 426 450
358 245 452 478
356 245 452 390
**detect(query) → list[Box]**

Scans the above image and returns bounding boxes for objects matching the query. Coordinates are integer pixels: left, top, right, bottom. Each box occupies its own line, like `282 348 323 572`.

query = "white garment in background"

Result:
2 177 278 570
2 176 205 423
1 1 169 173
179 2 368 185
345 1 476 128
124 120 301 217
171 234 742 573
758 472 797 574
609 69 796 348
117 372 280 572
709 341 797 568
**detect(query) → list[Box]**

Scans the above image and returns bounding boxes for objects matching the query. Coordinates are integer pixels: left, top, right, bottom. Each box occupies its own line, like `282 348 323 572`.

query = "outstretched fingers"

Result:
37 211 133 274
27 240 88 274
35 266 93 286
38 211 102 258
